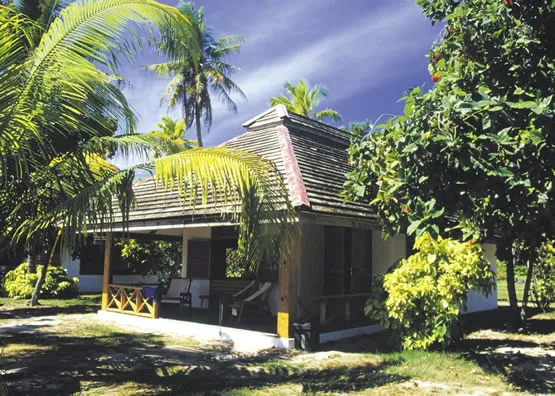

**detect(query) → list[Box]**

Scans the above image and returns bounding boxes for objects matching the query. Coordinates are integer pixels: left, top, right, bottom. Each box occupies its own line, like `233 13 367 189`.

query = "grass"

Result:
0 294 100 309
1 295 553 395
497 279 525 302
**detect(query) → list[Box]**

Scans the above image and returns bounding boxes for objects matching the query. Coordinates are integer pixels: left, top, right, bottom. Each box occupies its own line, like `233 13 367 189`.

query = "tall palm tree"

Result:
146 2 246 147
0 0 294 305
270 80 342 122
145 115 196 158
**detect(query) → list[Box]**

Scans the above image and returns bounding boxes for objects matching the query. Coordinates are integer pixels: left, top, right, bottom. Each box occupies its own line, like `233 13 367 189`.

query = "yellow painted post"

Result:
101 232 113 310
277 228 300 338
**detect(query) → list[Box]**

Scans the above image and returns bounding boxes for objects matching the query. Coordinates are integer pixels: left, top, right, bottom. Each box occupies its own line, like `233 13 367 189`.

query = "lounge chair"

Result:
160 278 192 311
229 281 273 324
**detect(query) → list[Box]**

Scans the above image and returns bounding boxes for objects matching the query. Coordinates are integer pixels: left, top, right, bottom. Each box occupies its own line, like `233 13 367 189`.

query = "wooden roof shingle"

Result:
116 105 377 226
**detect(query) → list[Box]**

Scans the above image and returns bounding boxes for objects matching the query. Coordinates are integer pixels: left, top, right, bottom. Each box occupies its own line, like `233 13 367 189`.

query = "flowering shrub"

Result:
365 233 495 350
4 263 79 299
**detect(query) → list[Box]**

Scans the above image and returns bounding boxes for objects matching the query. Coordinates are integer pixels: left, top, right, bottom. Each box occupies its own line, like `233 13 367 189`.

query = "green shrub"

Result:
532 241 555 311
4 263 79 299
365 233 495 350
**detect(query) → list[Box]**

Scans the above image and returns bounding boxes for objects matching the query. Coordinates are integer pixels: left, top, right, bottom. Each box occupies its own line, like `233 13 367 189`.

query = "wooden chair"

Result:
230 282 273 324
200 279 255 310
160 278 192 311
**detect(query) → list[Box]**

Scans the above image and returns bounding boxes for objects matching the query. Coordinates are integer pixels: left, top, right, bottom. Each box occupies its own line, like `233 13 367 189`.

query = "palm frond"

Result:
0 0 197 180
315 108 342 122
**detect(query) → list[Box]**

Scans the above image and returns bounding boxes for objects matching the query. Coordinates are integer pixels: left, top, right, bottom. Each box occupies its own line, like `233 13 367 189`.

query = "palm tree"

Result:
0 0 294 305
145 115 196 158
270 80 342 122
146 2 246 147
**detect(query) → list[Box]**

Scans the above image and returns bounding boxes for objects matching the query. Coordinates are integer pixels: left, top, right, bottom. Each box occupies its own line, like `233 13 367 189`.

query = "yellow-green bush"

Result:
4 263 79 299
532 241 555 311
365 234 495 350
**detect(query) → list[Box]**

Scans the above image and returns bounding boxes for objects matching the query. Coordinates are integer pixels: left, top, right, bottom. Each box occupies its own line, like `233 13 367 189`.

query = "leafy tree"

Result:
145 115 196 158
345 0 555 321
531 240 555 311
146 2 245 146
270 80 342 122
366 233 494 350
343 121 373 136
117 238 182 284
1 0 295 306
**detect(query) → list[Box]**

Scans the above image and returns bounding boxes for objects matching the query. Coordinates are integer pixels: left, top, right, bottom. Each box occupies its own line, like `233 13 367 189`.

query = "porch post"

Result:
101 232 113 310
277 229 300 338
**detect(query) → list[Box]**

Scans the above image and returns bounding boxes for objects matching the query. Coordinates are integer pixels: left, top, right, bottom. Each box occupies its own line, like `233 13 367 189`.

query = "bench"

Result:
199 279 254 309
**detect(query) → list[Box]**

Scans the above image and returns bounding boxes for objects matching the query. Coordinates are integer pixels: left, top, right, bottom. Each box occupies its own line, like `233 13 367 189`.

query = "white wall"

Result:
372 232 407 276
464 243 498 313
190 279 210 308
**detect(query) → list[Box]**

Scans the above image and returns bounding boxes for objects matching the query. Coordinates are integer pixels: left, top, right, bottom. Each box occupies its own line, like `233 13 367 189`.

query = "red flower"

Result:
448 28 456 34
431 74 441 83
503 0 513 5
434 53 441 60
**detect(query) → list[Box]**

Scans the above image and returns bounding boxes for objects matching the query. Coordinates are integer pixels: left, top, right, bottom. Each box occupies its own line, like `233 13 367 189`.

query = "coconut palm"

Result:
270 80 342 122
146 2 246 147
0 0 294 305
145 115 196 158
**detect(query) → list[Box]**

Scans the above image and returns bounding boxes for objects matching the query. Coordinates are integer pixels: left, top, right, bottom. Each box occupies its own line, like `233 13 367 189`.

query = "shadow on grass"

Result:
457 308 555 394
0 328 407 395
0 304 99 320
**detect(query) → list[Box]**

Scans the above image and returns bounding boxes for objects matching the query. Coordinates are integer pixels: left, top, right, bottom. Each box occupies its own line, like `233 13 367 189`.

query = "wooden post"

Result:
101 232 113 310
319 300 327 327
345 299 351 323
277 228 300 338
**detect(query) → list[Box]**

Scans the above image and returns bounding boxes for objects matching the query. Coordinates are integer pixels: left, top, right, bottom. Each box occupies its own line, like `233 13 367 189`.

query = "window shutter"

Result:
187 239 210 279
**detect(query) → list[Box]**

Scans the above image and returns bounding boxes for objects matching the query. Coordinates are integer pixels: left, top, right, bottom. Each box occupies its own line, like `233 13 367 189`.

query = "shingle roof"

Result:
117 106 377 225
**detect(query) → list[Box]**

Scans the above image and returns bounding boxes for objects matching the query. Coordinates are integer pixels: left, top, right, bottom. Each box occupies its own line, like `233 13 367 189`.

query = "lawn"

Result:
1 295 553 394
497 279 526 303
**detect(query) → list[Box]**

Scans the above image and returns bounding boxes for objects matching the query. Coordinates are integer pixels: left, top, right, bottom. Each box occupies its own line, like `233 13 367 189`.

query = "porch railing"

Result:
105 284 159 318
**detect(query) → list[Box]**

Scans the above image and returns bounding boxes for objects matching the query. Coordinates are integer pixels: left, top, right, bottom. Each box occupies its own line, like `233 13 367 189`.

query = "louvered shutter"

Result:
187 240 210 279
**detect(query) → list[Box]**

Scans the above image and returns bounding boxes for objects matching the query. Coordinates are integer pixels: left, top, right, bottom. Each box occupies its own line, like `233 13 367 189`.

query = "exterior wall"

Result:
372 232 407 276
464 243 498 313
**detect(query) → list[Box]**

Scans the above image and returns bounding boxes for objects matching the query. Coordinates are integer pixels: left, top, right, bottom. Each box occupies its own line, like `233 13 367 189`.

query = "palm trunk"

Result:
29 230 62 306
195 104 203 147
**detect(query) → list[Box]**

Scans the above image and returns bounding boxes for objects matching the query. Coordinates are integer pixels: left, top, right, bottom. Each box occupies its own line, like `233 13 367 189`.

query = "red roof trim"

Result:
277 125 310 208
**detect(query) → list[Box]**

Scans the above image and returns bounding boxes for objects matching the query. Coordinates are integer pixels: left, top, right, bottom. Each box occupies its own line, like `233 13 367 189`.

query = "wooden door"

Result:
325 226 345 295
350 229 372 293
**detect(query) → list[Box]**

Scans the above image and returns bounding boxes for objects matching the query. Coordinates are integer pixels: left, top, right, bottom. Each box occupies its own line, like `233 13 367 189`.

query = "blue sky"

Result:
120 0 441 150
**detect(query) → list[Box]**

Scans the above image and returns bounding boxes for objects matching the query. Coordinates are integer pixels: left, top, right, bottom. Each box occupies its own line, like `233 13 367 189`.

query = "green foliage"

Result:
532 241 555 311
365 234 495 350
4 263 78 299
344 0 554 246
269 80 342 122
118 239 182 284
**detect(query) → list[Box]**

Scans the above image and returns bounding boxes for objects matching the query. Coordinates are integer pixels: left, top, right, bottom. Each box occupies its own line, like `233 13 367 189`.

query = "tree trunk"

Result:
497 238 520 326
195 105 203 147
29 249 48 306
29 230 62 306
520 259 535 320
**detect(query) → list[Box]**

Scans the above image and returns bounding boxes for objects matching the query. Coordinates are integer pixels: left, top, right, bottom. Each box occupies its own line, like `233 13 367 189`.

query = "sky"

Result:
119 0 442 155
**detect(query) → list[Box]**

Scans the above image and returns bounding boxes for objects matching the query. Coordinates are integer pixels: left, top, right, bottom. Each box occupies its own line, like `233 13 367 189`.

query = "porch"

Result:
93 220 388 350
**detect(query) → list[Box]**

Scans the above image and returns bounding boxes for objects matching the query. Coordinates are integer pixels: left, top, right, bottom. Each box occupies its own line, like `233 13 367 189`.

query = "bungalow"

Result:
62 105 497 351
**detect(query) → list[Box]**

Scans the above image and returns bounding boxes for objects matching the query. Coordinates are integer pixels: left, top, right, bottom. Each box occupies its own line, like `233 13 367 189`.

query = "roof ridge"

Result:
277 125 310 208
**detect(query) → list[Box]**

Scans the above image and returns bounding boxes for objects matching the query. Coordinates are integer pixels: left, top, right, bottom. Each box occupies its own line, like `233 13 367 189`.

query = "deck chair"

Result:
230 282 273 324
160 278 192 310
